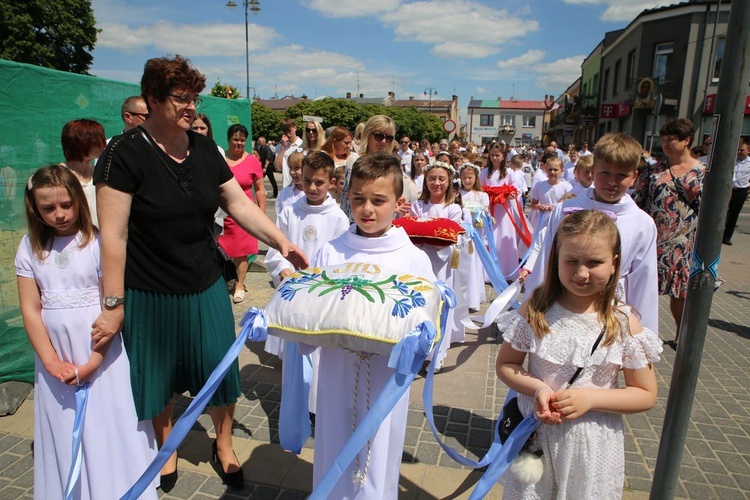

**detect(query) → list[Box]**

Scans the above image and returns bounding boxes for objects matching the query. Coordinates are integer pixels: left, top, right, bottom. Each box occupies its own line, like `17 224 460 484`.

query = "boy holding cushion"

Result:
307 152 435 498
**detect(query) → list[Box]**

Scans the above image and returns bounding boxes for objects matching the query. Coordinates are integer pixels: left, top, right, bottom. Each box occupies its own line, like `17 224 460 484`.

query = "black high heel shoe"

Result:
159 458 178 493
212 440 244 489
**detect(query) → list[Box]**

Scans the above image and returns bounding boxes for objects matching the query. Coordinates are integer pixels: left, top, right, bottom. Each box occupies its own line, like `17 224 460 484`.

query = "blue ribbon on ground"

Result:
308 282 454 499
120 307 267 500
278 342 313 453
64 382 90 500
469 390 540 499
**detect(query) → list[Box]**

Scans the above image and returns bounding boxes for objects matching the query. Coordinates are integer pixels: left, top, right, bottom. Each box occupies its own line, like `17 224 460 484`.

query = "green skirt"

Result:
123 278 241 421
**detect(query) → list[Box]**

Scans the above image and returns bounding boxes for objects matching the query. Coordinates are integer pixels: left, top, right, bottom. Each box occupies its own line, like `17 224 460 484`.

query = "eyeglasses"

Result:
306 128 318 134
401 141 409 145
129 112 149 120
167 94 202 109
372 132 394 143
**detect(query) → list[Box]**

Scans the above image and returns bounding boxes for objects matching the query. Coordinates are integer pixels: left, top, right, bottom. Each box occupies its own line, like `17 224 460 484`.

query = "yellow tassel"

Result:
451 245 460 269
468 240 474 254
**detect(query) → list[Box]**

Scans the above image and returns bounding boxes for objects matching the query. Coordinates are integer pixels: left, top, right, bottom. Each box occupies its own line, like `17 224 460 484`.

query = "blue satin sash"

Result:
64 382 90 500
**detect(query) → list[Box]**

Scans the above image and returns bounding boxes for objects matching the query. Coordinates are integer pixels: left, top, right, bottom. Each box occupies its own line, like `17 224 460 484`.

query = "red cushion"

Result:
392 217 465 247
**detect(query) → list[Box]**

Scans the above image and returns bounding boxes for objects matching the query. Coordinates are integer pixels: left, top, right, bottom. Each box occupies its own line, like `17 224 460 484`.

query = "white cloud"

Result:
497 49 545 71
97 21 278 57
380 1 539 59
475 87 487 94
306 0 401 18
561 0 673 22
534 55 586 89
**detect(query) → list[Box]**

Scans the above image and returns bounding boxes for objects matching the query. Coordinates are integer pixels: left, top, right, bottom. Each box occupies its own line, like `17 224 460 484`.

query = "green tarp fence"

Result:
0 58 252 383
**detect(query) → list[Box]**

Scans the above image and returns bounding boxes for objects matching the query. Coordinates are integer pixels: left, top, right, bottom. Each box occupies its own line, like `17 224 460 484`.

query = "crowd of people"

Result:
13 53 750 499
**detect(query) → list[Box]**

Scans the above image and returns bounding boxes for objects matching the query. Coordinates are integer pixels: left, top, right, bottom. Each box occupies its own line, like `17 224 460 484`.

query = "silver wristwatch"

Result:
103 295 125 309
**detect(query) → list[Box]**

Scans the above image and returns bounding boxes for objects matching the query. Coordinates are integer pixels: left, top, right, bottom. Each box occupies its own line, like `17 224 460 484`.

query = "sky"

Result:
89 0 673 119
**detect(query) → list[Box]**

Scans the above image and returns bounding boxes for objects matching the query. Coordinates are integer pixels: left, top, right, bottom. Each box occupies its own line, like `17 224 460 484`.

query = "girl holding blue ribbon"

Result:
16 165 158 499
496 210 661 498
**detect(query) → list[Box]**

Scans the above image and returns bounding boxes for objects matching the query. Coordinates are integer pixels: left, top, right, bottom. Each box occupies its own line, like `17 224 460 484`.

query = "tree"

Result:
210 81 240 99
251 101 283 141
0 0 98 74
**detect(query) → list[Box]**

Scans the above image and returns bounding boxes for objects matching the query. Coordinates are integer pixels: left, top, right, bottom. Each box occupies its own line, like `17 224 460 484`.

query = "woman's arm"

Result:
18 277 77 384
530 198 541 210
253 175 267 213
91 185 132 350
219 177 308 270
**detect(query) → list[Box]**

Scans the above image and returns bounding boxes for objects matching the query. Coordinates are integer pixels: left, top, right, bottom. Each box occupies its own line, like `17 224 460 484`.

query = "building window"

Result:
613 59 621 95
602 68 610 100
479 114 494 126
653 42 674 82
626 50 636 88
522 115 536 128
712 38 725 82
499 115 515 126
593 73 599 99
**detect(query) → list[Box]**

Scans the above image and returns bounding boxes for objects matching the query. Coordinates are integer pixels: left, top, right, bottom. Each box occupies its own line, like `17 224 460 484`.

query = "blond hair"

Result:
593 133 643 172
526 210 626 347
359 115 396 155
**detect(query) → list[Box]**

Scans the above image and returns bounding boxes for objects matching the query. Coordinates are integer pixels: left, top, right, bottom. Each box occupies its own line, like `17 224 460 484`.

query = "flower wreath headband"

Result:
424 160 456 177
460 163 480 174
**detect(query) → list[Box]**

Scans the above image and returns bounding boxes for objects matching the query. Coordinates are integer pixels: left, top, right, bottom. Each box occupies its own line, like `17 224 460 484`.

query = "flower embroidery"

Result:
276 268 431 318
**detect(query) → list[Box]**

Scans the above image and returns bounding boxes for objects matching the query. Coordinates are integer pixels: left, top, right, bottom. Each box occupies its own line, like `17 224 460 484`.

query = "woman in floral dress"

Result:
634 119 704 343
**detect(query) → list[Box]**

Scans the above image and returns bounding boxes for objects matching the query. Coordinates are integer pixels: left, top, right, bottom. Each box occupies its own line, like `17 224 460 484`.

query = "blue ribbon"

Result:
308 283 454 499
278 342 313 453
469 391 539 499
120 307 267 500
64 383 90 500
463 221 508 293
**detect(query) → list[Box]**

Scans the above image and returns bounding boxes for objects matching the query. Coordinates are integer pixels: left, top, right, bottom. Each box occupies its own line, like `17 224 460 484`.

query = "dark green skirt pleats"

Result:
123 278 241 421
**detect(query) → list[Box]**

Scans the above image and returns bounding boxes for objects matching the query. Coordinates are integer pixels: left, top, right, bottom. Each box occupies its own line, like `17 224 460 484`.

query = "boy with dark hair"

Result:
307 152 434 498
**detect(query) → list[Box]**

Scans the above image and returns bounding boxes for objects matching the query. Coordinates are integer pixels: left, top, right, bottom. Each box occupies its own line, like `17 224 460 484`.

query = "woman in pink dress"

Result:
218 124 266 302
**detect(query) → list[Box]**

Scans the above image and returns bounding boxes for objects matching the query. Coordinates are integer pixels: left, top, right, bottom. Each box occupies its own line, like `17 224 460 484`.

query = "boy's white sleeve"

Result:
522 226 546 272
624 221 660 335
523 206 562 295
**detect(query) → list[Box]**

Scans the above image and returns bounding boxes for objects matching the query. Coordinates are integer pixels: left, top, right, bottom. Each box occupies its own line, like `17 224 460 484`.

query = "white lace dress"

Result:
497 303 662 499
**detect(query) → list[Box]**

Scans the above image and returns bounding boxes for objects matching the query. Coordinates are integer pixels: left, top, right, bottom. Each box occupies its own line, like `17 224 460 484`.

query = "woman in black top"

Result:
92 55 307 492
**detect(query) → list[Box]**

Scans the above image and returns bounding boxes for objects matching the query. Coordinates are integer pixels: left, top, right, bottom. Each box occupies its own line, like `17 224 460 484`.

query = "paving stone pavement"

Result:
1 190 749 499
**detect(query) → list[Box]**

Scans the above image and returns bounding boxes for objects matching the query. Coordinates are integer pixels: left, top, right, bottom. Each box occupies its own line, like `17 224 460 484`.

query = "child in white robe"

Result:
529 157 572 231
523 133 659 335
265 152 350 415
275 151 305 215
480 143 524 279
410 160 465 371
458 162 489 311
570 154 594 198
306 153 436 499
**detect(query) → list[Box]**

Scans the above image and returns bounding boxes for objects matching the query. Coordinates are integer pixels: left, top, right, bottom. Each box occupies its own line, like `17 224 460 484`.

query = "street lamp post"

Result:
424 87 437 110
226 0 260 100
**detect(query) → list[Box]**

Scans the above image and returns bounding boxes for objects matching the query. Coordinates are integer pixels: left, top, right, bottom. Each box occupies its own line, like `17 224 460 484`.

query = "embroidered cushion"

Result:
265 263 444 355
392 217 465 247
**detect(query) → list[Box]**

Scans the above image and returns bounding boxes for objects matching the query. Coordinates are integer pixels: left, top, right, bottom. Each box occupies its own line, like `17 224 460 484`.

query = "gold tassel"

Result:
468 240 474 254
451 244 460 269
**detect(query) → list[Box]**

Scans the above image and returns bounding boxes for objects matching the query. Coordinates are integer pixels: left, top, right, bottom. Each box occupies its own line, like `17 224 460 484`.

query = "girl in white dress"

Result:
458 163 489 311
529 157 572 232
16 165 157 500
411 160 465 371
409 151 427 195
480 143 526 279
496 210 661 499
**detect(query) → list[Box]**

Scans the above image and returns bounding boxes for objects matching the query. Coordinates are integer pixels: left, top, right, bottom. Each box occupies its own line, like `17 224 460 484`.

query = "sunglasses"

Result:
372 132 394 143
306 128 318 134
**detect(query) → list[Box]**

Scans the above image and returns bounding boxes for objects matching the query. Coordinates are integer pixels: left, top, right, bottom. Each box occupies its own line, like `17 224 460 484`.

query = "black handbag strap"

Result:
138 127 221 248
566 326 605 387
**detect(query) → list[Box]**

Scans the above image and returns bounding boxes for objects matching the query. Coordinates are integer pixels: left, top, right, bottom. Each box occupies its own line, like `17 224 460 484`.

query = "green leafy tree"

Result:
0 0 98 74
210 81 240 99
250 101 283 141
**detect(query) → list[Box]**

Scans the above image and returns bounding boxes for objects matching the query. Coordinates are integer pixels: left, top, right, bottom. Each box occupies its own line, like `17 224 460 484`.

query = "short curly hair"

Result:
141 55 206 112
